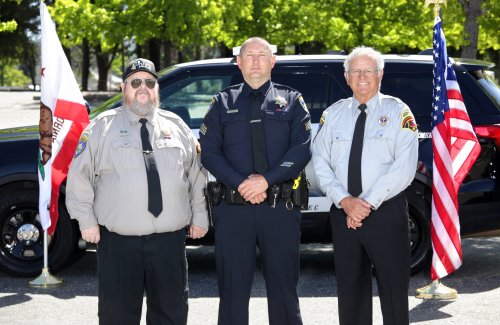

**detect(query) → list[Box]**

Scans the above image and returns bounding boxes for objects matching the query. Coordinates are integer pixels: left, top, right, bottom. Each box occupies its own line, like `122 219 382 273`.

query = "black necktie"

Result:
139 118 163 217
348 104 367 197
250 90 268 174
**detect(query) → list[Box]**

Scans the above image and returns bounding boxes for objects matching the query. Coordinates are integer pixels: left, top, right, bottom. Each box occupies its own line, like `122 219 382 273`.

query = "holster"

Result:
291 171 309 210
207 181 222 206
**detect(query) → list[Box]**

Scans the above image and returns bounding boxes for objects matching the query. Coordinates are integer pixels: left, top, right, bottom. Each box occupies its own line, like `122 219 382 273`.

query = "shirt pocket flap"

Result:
331 131 351 142
222 113 247 123
111 138 141 150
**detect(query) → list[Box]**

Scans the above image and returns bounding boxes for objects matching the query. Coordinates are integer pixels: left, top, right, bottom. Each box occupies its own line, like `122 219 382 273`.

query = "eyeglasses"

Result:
127 78 157 89
349 69 379 77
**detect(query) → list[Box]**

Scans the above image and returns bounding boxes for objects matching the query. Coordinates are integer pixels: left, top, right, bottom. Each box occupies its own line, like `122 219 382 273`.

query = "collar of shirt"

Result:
351 92 381 117
241 79 272 98
123 106 159 128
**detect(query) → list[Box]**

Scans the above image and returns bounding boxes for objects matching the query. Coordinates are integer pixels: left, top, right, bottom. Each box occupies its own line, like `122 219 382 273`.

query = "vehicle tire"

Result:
406 186 432 275
0 183 80 277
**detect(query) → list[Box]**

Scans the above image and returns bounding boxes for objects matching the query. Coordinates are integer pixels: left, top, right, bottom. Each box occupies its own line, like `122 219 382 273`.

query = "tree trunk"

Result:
163 40 173 67
219 44 232 58
136 44 143 59
81 38 90 91
148 39 161 70
63 46 71 66
195 45 201 61
458 0 483 59
95 44 117 91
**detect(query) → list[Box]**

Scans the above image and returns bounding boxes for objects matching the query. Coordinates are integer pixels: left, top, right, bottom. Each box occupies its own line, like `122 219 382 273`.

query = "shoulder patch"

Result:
298 96 309 114
74 130 90 158
204 96 217 118
401 107 417 132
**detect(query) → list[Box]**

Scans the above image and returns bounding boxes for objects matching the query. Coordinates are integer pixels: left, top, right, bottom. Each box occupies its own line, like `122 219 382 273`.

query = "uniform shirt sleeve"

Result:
362 102 419 209
200 95 247 189
183 128 209 230
65 121 100 231
312 107 351 208
263 93 312 185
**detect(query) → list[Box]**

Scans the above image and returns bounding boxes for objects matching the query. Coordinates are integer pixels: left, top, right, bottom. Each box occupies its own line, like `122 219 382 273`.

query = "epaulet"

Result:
332 98 350 106
94 106 121 120
272 82 298 93
380 94 405 108
158 109 186 122
220 83 242 94
327 98 350 113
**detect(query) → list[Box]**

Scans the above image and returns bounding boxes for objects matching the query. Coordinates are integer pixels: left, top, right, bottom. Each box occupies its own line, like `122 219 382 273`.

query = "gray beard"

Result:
124 97 159 117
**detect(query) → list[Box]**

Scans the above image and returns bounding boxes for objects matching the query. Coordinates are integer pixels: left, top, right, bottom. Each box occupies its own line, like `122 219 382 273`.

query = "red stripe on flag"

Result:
430 19 481 280
47 100 89 235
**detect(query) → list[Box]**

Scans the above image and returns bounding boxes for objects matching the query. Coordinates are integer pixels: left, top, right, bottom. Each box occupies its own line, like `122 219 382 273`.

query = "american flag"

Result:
430 16 481 280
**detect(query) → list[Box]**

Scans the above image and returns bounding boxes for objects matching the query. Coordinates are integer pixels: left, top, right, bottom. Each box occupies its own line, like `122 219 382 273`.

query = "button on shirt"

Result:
199 81 312 189
312 92 418 209
66 107 209 236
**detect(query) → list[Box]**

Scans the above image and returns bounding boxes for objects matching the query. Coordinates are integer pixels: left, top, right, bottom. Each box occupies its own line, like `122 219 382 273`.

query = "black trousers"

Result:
330 193 410 325
97 226 188 325
214 201 303 325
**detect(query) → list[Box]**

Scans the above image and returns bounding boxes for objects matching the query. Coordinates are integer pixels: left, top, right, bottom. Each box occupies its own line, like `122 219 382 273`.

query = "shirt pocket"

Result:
222 114 248 146
365 129 395 165
330 131 351 167
265 112 291 143
156 138 185 169
111 138 142 169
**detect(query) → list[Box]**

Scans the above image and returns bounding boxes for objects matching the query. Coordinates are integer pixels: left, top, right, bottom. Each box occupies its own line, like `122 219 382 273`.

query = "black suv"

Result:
1 54 499 277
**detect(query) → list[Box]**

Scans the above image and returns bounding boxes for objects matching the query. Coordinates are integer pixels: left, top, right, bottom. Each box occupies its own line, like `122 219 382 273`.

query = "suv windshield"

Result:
476 71 500 107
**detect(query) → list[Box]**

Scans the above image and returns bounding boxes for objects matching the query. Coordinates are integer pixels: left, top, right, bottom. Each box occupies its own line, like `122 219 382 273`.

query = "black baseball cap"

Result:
122 58 158 81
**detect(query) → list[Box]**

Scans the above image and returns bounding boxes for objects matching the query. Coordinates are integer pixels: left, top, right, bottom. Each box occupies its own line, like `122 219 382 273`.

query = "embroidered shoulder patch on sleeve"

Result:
298 96 309 114
204 97 217 118
74 130 90 158
401 107 417 132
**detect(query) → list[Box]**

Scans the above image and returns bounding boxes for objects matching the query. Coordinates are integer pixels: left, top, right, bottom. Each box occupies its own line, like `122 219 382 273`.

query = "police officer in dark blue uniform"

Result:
199 37 311 325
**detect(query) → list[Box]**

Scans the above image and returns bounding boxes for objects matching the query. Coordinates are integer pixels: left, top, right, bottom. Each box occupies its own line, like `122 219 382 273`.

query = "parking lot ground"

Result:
1 238 500 324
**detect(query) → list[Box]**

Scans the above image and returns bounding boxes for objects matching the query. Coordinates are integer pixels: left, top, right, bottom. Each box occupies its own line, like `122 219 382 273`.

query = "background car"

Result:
1 53 499 277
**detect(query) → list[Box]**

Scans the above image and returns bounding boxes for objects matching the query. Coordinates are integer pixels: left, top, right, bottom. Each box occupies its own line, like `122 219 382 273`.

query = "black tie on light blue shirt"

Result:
139 118 163 217
348 104 367 197
250 89 268 174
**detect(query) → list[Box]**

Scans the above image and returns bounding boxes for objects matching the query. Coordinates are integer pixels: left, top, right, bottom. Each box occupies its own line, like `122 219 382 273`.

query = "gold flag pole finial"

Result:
425 0 447 18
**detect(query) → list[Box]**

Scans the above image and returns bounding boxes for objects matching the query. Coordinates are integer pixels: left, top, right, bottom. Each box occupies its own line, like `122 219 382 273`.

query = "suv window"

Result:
160 75 233 128
272 71 331 122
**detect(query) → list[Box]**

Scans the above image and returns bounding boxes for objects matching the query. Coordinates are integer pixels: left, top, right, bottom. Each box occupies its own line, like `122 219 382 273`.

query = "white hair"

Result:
344 46 384 72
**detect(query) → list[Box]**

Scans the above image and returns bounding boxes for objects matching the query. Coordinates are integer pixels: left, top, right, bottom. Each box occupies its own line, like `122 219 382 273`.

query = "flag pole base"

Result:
415 279 457 300
28 268 64 288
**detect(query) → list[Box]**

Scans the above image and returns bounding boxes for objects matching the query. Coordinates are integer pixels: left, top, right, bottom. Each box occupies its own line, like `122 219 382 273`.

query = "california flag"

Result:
39 3 89 235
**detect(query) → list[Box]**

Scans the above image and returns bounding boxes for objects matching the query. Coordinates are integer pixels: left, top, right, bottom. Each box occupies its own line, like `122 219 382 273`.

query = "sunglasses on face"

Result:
127 78 157 89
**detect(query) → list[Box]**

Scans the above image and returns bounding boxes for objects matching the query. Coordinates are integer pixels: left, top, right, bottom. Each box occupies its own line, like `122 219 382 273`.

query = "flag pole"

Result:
415 0 457 300
29 231 63 287
29 0 64 288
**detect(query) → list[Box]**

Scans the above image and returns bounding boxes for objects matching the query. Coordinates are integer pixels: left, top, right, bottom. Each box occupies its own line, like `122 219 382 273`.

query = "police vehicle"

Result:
1 53 499 277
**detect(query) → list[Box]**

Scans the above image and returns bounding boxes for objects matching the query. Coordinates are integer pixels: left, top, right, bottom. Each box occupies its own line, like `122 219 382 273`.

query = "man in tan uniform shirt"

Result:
66 58 208 324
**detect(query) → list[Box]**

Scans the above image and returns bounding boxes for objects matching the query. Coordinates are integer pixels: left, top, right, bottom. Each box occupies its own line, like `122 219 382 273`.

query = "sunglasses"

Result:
127 78 157 89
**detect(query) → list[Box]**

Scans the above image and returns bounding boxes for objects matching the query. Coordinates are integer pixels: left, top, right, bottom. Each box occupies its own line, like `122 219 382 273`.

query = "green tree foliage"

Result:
0 58 31 86
3 0 498 90
0 0 21 32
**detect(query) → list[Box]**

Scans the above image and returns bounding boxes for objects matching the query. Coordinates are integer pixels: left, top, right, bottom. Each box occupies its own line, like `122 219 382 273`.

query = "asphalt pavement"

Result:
1 91 500 324
1 239 500 324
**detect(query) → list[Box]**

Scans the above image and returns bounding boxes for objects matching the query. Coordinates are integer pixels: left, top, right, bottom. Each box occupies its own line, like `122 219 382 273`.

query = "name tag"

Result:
156 138 182 149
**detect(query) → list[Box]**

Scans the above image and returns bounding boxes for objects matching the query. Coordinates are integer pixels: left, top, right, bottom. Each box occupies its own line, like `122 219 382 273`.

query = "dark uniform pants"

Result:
330 193 410 325
214 201 303 325
97 226 188 325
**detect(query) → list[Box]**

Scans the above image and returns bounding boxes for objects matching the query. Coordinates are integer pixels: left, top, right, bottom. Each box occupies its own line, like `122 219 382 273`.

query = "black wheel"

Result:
406 187 432 275
0 183 80 277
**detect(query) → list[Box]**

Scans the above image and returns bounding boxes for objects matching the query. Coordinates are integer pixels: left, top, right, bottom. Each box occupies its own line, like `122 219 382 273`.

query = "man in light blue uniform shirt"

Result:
312 46 418 325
